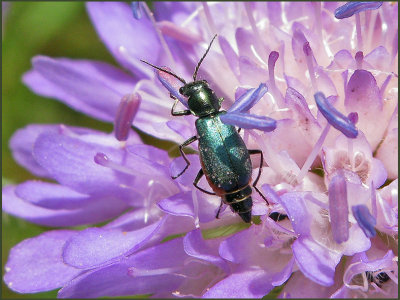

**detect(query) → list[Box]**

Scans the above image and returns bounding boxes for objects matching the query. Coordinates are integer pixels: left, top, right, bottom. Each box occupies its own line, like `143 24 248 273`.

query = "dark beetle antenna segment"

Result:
193 34 217 81
140 59 187 84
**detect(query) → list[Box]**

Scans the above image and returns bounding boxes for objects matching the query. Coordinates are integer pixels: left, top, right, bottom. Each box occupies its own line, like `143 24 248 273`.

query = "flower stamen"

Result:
352 204 377 238
329 171 349 244
141 2 175 67
303 42 318 92
355 51 364 69
201 2 217 36
244 3 267 61
296 122 331 184
314 92 358 138
268 51 284 108
114 93 141 142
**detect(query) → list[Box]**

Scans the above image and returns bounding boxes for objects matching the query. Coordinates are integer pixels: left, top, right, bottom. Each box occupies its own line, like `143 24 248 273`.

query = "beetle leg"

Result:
170 95 191 116
193 169 216 195
248 149 269 205
172 135 198 179
215 201 224 219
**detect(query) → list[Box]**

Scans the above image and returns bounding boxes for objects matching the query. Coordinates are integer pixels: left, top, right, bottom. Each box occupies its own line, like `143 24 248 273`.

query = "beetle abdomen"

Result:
223 186 253 223
196 111 252 193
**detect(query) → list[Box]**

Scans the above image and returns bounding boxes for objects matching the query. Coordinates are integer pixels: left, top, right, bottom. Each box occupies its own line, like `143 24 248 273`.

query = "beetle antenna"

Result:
140 60 186 84
193 34 217 81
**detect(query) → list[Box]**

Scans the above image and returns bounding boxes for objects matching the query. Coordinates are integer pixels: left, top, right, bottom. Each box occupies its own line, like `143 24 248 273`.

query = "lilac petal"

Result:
104 206 163 231
292 237 341 286
153 2 197 22
238 56 267 86
228 83 268 113
158 190 219 224
155 67 188 107
334 2 383 19
281 270 339 298
235 27 255 59
14 180 91 209
364 46 391 72
33 131 134 198
291 27 312 70
63 218 165 269
271 256 295 286
4 230 82 293
58 238 187 298
158 191 194 218
351 205 377 238
284 74 307 98
127 143 172 168
343 250 395 288
169 154 201 186
157 20 203 44
370 158 388 188
277 192 311 236
267 2 283 26
376 128 398 179
23 56 136 122
130 2 142 19
218 35 239 76
59 262 183 298
284 87 319 132
261 184 282 205
114 93 141 141
203 268 273 298
167 119 195 140
86 2 160 78
220 112 276 131
219 227 255 264
340 215 371 256
327 49 354 70
345 69 381 111
329 172 350 244
183 229 229 273
314 92 358 138
2 185 129 227
9 124 60 177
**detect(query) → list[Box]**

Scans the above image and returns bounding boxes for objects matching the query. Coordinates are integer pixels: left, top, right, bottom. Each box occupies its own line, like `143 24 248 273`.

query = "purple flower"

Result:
3 1 398 298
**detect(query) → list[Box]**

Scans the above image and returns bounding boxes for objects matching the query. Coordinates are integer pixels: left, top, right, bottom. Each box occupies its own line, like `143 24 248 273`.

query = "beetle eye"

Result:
179 87 184 94
202 80 208 84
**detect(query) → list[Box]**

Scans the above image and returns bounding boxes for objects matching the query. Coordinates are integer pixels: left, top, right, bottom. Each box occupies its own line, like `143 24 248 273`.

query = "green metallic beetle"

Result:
142 35 268 223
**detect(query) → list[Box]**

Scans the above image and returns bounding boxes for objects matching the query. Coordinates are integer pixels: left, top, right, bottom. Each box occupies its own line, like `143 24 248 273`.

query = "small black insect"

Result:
268 212 288 222
141 35 269 223
365 271 390 287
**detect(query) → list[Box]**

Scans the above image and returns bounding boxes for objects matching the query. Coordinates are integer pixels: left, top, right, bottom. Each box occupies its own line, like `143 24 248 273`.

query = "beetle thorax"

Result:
179 81 221 117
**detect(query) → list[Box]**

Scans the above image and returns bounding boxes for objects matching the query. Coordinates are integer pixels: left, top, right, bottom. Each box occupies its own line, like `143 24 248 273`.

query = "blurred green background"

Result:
2 2 123 298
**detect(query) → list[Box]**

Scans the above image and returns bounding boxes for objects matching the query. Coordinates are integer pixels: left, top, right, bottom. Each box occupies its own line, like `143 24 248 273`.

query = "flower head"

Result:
3 1 398 298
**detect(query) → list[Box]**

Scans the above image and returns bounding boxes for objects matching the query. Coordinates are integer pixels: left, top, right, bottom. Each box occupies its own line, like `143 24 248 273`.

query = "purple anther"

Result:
227 83 268 113
347 112 358 125
268 51 279 69
114 93 141 141
94 152 109 166
156 68 189 108
268 51 279 91
220 112 276 132
355 51 364 69
131 2 142 20
314 92 358 138
328 172 349 244
334 2 383 19
352 204 377 238
303 42 312 57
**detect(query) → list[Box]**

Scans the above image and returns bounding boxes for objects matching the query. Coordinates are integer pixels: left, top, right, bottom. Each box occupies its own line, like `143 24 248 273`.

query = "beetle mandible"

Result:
141 35 269 223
